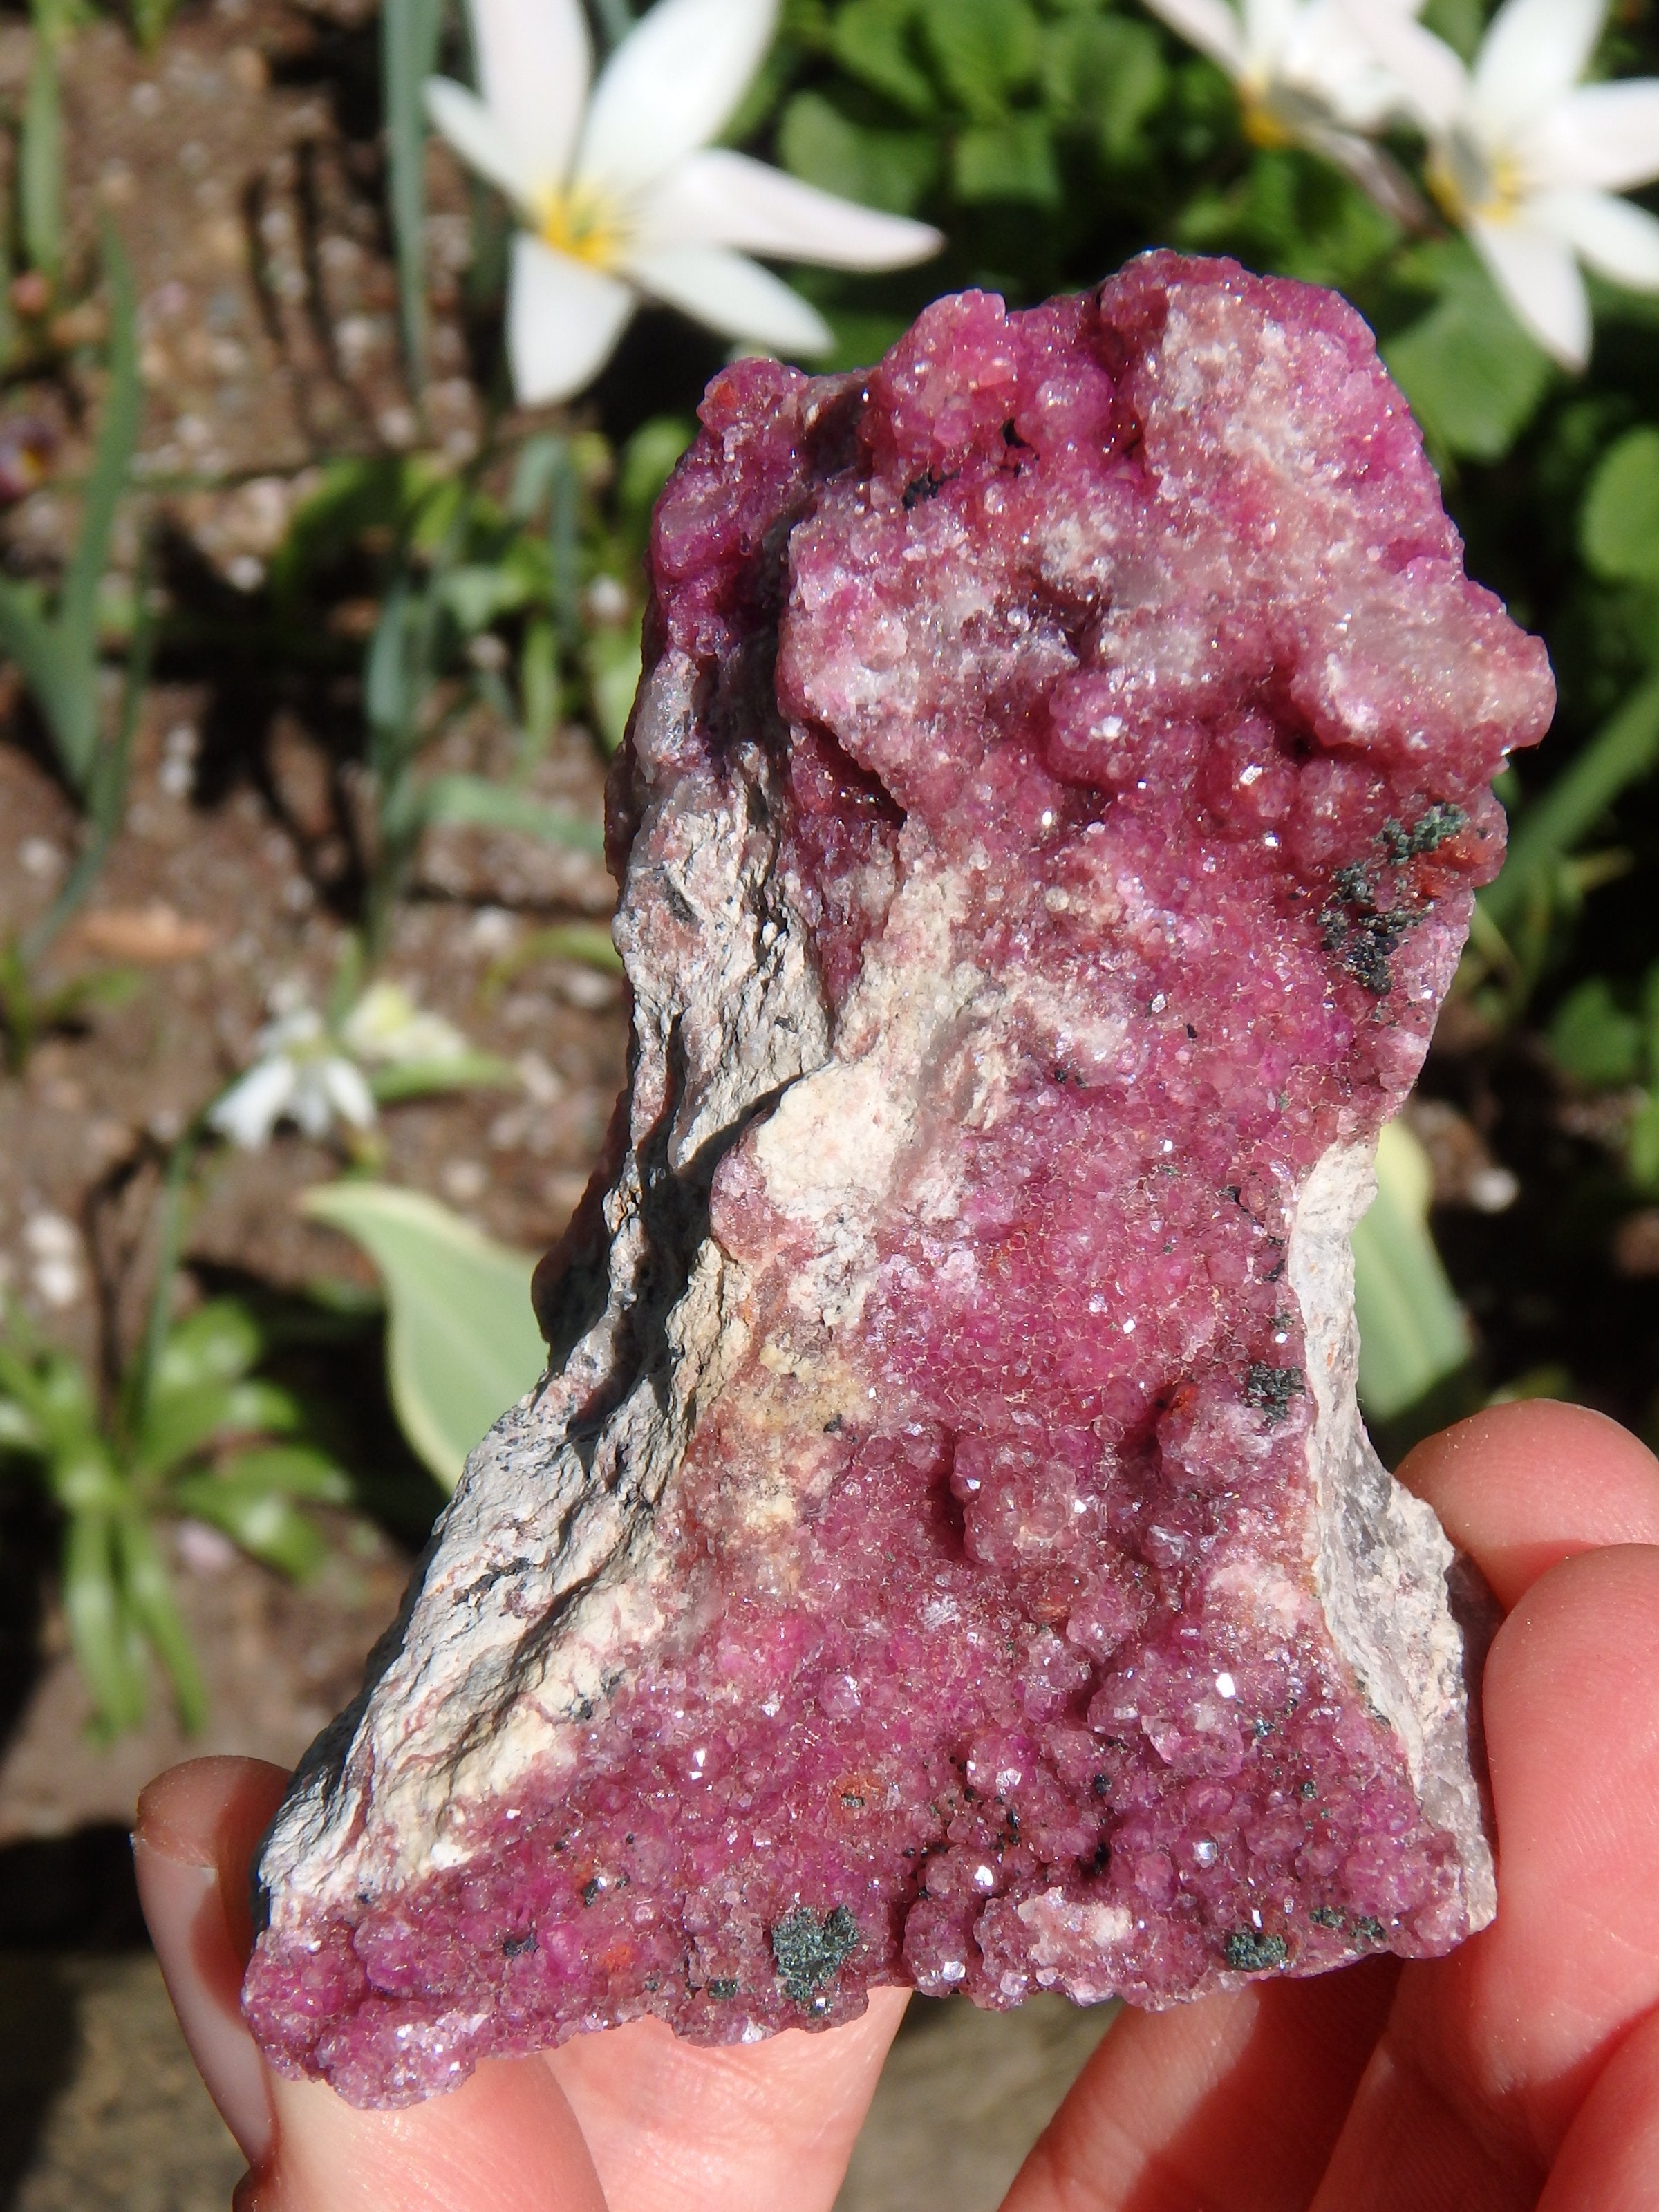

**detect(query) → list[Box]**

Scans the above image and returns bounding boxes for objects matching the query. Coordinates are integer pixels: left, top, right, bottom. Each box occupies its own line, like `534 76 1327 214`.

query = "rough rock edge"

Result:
1291 1142 1497 1931
259 650 832 1913
255 649 1495 1969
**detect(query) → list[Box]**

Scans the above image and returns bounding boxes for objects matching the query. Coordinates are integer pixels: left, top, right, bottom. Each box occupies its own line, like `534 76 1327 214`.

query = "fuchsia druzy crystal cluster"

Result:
245 252 1554 2106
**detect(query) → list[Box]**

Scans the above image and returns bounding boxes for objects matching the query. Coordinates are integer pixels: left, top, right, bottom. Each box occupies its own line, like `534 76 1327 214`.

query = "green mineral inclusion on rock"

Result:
771 1904 860 2007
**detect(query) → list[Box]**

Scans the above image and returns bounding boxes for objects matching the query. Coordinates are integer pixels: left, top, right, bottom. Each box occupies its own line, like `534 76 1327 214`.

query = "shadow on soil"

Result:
0 1824 147 2207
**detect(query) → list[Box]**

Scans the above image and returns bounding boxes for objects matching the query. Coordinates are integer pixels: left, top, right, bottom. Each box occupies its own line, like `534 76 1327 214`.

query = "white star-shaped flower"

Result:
426 0 944 406
1141 0 1427 219
1347 0 1659 367
340 980 470 1066
208 1006 377 1151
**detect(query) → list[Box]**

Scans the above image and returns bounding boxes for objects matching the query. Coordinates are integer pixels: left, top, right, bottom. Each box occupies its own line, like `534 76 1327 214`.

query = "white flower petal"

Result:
1241 0 1298 73
1285 0 1424 127
1306 123 1430 225
626 242 832 354
321 1058 378 1132
579 0 778 197
464 0 590 190
507 234 637 404
1522 81 1659 193
290 1070 333 1139
644 149 941 268
1469 210 1590 366
1472 0 1606 140
1336 0 1466 131
254 1004 324 1056
1532 185 1659 292
209 1058 297 1150
426 77 541 207
1140 0 1246 76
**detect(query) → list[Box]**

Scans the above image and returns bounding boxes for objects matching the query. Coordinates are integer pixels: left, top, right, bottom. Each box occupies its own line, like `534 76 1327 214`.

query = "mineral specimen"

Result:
246 252 1554 2106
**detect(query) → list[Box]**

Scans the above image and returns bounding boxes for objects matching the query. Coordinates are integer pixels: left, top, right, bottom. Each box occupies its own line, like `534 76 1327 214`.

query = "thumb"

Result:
135 1756 609 2212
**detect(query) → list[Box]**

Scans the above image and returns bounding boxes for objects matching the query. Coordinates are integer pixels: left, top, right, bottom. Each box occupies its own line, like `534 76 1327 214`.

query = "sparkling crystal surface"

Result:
245 254 1553 2106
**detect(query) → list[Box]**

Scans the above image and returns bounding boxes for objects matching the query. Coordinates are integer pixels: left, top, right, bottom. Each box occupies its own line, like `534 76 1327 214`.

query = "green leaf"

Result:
1353 1121 1472 1423
618 417 695 526
53 1446 127 1516
953 114 1060 206
418 771 605 852
1582 427 1659 586
778 92 941 216
1631 1094 1659 1190
301 1183 545 1489
0 1342 100 1458
113 1512 206 1731
59 229 142 742
153 1299 264 1396
1421 0 1484 60
21 6 63 281
1384 250 1552 463
210 1445 353 1503
589 617 642 756
366 1051 521 1103
440 563 532 633
62 1511 147 1734
384 0 446 394
1042 15 1166 163
1549 977 1643 1087
365 578 418 742
829 0 936 120
518 616 559 758
0 1396 41 1451
919 0 1039 120
174 1449 351 1578
0 581 82 765
183 1484 329 1579
134 1378 301 1481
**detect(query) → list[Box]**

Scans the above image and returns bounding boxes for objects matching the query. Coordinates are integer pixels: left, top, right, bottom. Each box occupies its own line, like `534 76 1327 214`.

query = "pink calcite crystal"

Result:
246 253 1554 2105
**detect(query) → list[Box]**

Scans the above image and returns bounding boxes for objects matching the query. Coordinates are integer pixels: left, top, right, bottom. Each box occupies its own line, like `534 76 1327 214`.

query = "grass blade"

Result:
420 770 604 852
21 1 62 283
384 0 446 399
59 231 142 735
20 534 155 964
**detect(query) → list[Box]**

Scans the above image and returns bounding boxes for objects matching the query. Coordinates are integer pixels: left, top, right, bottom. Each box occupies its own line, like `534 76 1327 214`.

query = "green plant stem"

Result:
120 1119 207 1449
548 438 581 655
1481 671 1659 934
591 0 633 53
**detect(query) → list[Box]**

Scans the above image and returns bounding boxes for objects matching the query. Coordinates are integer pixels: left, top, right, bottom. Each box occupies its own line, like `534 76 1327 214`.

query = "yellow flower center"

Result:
1427 129 1521 227
534 181 628 270
1241 89 1298 152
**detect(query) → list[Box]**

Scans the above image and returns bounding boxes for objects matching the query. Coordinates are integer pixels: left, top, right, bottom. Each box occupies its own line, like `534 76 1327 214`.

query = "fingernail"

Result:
135 1835 275 2167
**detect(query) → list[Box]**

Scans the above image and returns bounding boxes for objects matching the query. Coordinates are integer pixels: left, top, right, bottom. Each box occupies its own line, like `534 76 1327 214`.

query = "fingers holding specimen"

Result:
247 2058 609 2212
1000 1960 1398 2212
136 1757 291 2167
1398 1401 1659 1612
1316 1543 1659 2204
546 1985 911 2212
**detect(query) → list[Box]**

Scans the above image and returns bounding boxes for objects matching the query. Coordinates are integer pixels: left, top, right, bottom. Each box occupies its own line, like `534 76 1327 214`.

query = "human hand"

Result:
138 1398 1659 2211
